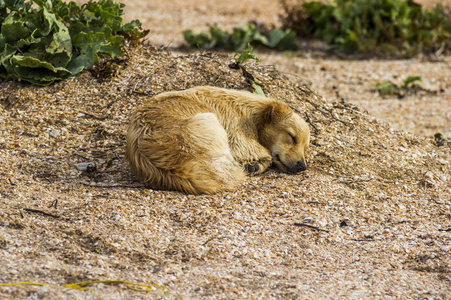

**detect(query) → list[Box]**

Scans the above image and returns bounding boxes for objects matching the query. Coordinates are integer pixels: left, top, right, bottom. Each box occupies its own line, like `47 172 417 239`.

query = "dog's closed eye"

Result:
289 133 297 145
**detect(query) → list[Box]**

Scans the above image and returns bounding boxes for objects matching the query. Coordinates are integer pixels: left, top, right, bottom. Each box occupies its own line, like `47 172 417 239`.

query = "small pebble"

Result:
49 129 60 138
76 162 96 173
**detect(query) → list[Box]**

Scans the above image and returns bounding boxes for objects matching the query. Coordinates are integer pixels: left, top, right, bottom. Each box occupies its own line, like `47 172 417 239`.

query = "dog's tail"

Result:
126 112 245 194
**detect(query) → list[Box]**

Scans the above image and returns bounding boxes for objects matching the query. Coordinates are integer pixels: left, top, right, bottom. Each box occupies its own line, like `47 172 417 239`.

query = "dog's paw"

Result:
244 163 261 175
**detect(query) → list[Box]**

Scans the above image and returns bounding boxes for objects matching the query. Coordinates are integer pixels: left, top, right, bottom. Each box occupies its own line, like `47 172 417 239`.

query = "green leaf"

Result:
268 28 298 51
434 132 448 141
66 32 104 74
402 76 421 88
183 29 216 50
375 81 396 95
251 81 265 96
100 34 124 58
1 13 30 42
4 51 71 85
121 19 148 39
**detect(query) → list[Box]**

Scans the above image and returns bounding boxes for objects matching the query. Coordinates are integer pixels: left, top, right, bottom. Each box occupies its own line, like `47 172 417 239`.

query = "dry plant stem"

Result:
48 199 58 209
23 208 62 219
293 222 330 233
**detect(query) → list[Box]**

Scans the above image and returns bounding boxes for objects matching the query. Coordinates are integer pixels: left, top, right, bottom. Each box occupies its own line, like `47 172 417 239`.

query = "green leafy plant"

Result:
402 76 421 88
233 43 260 65
280 0 451 56
434 132 448 142
434 132 449 147
0 0 147 85
374 81 397 95
375 75 423 96
229 44 265 96
183 23 298 52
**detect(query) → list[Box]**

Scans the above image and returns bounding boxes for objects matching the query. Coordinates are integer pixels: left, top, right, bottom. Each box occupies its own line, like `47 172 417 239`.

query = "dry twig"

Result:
293 222 330 233
23 208 62 219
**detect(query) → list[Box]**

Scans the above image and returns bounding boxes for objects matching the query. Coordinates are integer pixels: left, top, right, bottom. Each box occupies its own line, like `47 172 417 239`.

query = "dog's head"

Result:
259 102 310 174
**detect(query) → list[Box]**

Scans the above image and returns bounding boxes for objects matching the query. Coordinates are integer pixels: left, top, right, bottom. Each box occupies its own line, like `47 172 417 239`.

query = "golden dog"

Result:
126 86 310 194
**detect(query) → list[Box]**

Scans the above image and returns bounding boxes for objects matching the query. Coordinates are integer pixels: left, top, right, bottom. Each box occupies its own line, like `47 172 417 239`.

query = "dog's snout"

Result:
296 160 307 172
284 160 307 174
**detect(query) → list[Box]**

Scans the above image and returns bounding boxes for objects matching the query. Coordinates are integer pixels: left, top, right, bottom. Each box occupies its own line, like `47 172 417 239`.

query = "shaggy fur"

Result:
126 86 310 194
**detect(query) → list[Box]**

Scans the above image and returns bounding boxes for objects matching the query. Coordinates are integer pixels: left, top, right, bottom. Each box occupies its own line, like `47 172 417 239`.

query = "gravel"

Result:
0 0 450 299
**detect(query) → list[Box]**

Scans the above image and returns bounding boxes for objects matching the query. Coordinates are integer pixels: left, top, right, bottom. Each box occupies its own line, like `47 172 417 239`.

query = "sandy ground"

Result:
0 0 450 299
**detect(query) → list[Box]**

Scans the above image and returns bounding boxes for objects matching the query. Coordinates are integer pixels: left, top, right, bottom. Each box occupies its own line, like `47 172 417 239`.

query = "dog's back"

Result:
126 91 246 194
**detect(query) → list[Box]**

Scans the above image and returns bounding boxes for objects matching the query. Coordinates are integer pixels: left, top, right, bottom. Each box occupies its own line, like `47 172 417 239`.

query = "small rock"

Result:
303 217 314 224
76 162 96 173
440 245 449 252
420 172 436 188
111 214 121 221
49 129 60 138
438 159 448 165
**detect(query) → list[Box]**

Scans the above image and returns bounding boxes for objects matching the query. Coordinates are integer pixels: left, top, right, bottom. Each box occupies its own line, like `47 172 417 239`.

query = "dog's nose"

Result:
296 160 307 172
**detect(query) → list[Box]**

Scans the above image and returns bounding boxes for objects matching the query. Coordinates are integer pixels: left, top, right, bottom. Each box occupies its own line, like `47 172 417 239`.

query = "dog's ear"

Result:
264 101 292 123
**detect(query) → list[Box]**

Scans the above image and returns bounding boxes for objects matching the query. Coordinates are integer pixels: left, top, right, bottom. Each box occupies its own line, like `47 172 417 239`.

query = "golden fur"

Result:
126 86 310 194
